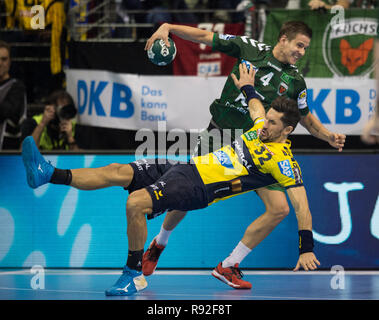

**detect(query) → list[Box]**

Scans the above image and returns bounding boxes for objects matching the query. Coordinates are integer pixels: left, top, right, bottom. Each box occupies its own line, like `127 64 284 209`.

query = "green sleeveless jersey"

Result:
209 33 310 131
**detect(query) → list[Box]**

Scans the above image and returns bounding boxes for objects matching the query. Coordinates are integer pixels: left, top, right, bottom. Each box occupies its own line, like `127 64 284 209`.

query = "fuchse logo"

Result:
322 18 377 77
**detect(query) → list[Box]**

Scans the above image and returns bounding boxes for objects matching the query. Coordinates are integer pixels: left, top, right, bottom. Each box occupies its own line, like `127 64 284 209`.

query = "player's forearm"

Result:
295 208 313 231
300 112 331 142
287 187 313 231
165 23 214 47
248 98 265 121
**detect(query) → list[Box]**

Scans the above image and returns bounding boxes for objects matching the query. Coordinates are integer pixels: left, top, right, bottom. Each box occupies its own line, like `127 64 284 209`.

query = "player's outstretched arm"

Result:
300 112 346 152
145 23 214 51
286 186 321 271
231 63 265 121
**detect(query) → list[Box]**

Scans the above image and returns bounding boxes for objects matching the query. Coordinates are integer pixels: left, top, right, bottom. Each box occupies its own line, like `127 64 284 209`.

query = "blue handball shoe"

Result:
21 136 54 189
105 265 148 296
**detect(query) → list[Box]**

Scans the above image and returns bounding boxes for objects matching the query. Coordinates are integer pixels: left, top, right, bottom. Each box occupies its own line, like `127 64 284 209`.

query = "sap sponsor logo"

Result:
307 88 377 124
278 160 294 179
213 150 234 169
77 80 134 118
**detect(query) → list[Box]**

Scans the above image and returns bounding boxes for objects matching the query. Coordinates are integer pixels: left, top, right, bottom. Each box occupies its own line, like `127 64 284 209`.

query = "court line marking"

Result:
1 270 379 276
0 287 365 300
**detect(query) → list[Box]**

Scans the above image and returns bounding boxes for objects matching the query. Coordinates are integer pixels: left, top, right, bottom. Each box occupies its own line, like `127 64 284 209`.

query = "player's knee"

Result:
126 190 152 218
267 204 290 220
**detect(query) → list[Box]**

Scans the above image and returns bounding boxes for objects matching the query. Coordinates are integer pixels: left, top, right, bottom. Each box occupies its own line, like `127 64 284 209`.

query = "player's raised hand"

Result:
293 252 320 271
231 62 256 90
145 23 171 51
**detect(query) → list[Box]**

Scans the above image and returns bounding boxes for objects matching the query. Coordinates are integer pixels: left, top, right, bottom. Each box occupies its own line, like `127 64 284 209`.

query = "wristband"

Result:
240 85 260 104
298 230 314 254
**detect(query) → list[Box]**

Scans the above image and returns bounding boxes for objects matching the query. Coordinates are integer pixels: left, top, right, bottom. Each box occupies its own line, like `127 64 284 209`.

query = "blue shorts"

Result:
128 158 208 219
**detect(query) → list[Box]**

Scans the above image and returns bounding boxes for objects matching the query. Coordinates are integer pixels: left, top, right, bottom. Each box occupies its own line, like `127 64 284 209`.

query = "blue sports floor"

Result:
1 269 379 300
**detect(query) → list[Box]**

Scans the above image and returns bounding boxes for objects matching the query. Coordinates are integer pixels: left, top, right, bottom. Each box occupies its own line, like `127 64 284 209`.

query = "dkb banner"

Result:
66 69 375 135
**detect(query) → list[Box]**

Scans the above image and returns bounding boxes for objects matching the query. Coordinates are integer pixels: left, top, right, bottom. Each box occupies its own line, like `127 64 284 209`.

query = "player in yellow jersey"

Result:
22 63 320 295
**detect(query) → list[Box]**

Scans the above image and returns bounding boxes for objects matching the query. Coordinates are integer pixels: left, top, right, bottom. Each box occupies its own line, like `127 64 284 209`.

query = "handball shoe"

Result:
212 262 252 289
142 238 166 276
105 265 147 296
21 136 54 189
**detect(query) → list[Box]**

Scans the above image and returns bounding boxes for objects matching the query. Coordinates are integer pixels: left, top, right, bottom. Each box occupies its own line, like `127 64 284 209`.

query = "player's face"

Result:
260 109 288 143
0 48 10 81
281 34 310 65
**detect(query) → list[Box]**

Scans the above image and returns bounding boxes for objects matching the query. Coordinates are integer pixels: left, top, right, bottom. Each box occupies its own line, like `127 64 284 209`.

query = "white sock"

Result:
155 225 172 246
222 241 252 268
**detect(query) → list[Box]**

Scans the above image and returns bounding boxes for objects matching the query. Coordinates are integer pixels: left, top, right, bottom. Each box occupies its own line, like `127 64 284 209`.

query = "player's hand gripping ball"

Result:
147 38 177 66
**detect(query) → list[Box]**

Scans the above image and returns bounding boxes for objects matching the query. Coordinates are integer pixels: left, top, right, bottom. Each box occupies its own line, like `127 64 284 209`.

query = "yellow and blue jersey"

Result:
192 117 303 205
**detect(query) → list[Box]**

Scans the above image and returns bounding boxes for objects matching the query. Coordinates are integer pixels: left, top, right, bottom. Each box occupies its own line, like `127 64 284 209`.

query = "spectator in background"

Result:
0 40 26 150
305 0 350 10
21 90 79 150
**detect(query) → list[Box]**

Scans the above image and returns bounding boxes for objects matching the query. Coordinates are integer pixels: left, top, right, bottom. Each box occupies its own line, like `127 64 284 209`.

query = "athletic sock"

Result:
127 249 144 271
155 225 172 246
222 241 252 268
50 168 72 185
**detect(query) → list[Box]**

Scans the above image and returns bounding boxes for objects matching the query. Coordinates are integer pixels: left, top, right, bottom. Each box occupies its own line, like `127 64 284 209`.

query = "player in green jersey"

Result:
143 21 345 288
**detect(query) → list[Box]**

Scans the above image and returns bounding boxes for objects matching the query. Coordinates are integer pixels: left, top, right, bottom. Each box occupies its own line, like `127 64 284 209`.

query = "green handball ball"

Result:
147 38 177 66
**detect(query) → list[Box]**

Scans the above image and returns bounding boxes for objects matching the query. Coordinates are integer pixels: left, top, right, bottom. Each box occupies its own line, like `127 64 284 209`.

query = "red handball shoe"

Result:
142 238 166 276
212 262 252 289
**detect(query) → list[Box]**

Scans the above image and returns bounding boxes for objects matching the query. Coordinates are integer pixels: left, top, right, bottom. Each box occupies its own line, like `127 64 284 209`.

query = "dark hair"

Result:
45 90 74 106
45 90 77 120
277 21 312 42
270 96 301 133
0 40 11 55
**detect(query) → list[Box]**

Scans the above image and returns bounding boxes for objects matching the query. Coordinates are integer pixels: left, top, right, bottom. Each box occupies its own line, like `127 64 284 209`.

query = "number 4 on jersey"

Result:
260 72 274 86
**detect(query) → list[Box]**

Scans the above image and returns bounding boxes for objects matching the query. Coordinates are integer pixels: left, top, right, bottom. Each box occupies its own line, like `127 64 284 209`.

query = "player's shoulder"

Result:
285 64 305 80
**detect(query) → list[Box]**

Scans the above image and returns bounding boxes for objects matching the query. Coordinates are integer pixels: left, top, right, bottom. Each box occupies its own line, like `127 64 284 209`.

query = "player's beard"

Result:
260 128 281 143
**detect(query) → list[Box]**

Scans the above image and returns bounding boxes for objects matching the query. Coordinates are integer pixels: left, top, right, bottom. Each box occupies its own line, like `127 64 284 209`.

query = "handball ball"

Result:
147 38 177 66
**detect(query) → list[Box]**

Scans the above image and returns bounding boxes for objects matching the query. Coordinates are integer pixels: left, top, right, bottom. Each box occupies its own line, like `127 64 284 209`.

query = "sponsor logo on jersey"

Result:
153 190 163 200
219 34 236 40
241 59 258 72
280 72 293 84
244 130 258 141
292 162 302 184
322 18 376 77
267 61 282 72
297 89 308 109
278 160 294 179
232 140 253 171
277 82 288 95
213 150 234 169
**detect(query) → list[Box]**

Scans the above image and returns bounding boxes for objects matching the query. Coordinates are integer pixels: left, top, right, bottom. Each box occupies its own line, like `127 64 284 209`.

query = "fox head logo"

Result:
340 38 374 75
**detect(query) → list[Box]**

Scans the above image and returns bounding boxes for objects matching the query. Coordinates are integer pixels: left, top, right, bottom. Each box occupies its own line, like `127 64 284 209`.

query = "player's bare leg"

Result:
70 163 134 190
106 188 152 296
240 188 289 249
142 209 186 276
212 188 289 289
126 188 153 250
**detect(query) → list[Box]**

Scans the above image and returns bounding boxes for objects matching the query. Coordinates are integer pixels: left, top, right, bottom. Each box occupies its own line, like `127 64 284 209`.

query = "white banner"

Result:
293 77 376 135
66 69 376 135
66 69 224 132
